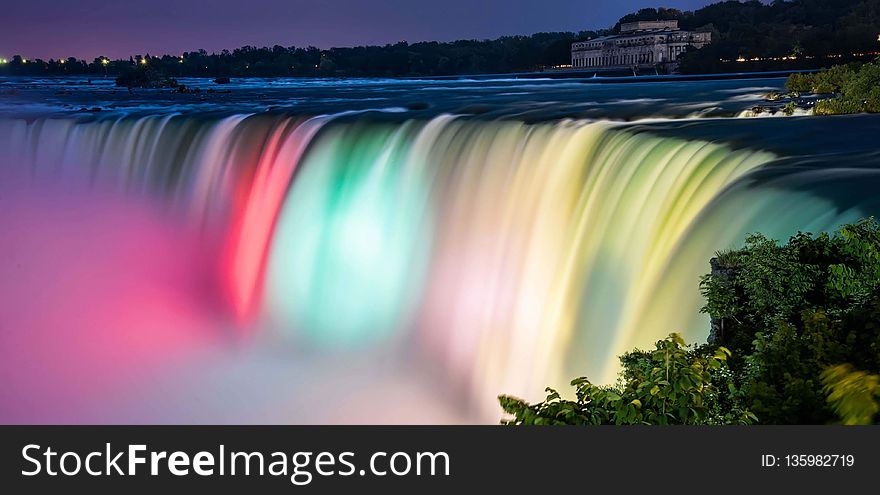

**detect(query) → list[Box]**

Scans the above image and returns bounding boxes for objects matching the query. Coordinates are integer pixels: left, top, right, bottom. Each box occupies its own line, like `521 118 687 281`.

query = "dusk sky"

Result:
2 0 716 60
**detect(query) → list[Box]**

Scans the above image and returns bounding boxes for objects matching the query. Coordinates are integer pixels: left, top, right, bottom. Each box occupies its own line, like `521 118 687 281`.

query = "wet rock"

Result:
174 85 201 94
115 67 178 89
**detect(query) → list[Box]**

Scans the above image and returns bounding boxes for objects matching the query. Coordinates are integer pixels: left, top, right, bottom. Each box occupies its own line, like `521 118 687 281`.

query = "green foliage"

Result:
815 97 868 115
504 218 880 426
839 62 880 113
499 333 756 425
785 64 859 94
821 364 880 425
701 218 880 423
784 73 811 94
787 61 880 114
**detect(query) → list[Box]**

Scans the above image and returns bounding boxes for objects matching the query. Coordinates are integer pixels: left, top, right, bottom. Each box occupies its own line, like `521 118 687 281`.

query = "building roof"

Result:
620 20 679 33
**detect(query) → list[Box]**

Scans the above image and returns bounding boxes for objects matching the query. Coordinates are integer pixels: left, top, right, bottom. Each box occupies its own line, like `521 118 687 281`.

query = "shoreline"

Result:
2 69 809 84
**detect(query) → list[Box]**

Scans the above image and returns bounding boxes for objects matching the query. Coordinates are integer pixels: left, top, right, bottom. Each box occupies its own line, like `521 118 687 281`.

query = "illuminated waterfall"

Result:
0 113 870 421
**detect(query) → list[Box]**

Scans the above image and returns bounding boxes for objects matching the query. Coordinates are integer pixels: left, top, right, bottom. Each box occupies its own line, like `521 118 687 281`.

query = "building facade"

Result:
571 20 711 72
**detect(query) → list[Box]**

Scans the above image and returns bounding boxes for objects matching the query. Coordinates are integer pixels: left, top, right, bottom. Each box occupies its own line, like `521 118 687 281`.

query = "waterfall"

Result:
0 113 869 421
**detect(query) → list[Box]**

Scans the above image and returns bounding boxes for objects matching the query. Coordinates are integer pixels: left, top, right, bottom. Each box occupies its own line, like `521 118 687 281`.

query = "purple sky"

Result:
2 0 714 60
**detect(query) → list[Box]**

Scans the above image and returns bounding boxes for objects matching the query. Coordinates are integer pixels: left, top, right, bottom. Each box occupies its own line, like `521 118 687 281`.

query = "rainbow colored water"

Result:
0 113 870 422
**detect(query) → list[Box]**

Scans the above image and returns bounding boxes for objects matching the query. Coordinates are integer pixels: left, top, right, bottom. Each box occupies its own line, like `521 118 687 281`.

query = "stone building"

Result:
571 20 711 72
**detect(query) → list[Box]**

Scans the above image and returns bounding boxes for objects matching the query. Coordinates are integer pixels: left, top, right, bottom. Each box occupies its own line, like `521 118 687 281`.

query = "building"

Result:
571 20 711 73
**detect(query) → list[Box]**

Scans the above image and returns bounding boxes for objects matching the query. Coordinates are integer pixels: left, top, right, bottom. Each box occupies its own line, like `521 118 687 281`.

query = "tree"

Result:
499 334 756 425
503 218 880 425
700 218 880 423
822 364 880 425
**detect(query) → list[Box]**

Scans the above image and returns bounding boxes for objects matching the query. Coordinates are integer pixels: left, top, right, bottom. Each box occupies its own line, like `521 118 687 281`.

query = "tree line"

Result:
0 32 602 79
0 0 878 78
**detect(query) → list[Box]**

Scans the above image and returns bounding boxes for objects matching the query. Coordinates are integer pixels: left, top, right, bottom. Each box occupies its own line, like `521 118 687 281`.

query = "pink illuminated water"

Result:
0 174 223 422
0 113 870 424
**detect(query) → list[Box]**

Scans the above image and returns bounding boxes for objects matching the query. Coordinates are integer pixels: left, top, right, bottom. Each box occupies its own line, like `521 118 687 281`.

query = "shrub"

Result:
786 61 880 114
499 333 756 425
814 98 864 115
502 219 880 425
785 73 813 94
822 364 880 425
700 218 880 423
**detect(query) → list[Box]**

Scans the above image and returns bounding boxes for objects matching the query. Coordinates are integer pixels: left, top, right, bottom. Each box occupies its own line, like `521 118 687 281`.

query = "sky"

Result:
1 0 715 60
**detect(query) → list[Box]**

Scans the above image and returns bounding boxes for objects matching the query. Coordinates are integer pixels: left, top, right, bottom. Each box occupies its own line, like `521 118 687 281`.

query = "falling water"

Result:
0 113 872 421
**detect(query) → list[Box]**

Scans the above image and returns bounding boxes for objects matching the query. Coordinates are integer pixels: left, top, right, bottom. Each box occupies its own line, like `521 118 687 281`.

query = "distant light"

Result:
140 58 147 65
101 58 109 65
59 59 66 64
0 58 6 64
22 59 27 63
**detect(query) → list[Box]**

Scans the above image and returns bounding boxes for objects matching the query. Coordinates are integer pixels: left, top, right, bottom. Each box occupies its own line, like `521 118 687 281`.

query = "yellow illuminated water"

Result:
0 113 869 421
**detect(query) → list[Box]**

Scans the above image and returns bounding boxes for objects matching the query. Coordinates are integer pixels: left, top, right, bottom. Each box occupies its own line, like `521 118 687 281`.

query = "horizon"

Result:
0 0 714 60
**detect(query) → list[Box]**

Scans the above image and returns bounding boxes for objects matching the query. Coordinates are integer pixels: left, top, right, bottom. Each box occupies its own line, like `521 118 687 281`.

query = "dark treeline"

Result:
0 0 878 79
630 0 880 73
0 32 605 79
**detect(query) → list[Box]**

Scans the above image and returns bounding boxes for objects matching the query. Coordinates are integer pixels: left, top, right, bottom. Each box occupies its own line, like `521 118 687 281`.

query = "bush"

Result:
502 218 880 425
815 98 865 115
700 218 880 423
785 73 812 94
499 334 756 425
822 364 880 425
840 63 880 113
785 61 880 114
785 64 859 94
